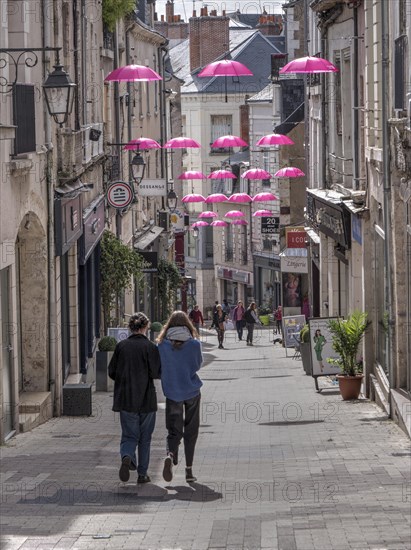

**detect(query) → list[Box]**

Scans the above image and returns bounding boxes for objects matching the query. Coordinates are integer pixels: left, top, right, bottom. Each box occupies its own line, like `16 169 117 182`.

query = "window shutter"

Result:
13 84 36 154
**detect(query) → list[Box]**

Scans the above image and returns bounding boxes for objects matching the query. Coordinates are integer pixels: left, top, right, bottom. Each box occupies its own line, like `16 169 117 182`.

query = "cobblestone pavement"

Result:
1 328 410 550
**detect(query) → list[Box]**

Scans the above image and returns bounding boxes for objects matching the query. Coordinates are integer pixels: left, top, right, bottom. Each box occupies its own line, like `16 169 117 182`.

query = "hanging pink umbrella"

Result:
105 65 162 82
211 135 248 148
124 138 161 150
228 193 252 203
207 169 236 179
252 209 274 217
198 211 218 218
231 219 248 225
205 193 228 203
198 59 253 77
182 193 206 203
256 134 295 146
242 168 272 180
279 56 338 74
225 210 245 218
210 220 228 227
164 137 201 148
274 167 305 178
178 170 206 180
191 221 209 228
252 192 279 202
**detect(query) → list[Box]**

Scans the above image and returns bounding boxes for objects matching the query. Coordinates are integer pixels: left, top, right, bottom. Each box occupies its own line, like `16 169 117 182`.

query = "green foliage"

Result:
150 321 163 333
102 0 135 32
258 305 271 315
328 311 369 376
98 335 117 352
100 231 146 330
157 258 183 320
300 324 310 343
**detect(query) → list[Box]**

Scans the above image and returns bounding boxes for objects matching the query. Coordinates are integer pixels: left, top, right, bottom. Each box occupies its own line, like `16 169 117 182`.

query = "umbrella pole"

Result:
225 75 228 103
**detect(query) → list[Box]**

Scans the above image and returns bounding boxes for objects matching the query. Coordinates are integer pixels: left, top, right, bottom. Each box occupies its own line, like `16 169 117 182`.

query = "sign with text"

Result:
286 227 306 248
281 255 308 273
137 179 167 196
138 251 158 272
283 315 306 349
106 181 133 208
261 216 280 234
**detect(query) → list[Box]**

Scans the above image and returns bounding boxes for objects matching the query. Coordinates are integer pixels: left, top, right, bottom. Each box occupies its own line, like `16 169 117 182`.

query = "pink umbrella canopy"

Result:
252 192 279 202
204 193 228 203
124 138 161 150
211 135 248 148
191 221 209 228
198 60 253 77
274 167 305 178
279 56 338 74
164 137 201 148
210 220 228 227
231 219 248 225
252 209 274 217
228 193 252 203
225 210 245 218
182 193 206 203
207 169 236 179
105 65 162 82
242 168 272 180
198 211 218 218
178 170 206 180
256 134 295 146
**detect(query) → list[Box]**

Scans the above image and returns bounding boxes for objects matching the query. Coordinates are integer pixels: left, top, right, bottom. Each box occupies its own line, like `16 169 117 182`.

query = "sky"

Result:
154 0 284 21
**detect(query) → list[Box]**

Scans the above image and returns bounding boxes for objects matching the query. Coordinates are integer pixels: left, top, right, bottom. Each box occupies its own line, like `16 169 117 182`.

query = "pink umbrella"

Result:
242 168 272 180
207 170 236 179
228 193 252 203
256 134 295 146
211 135 248 148
178 170 206 180
252 192 279 202
231 219 248 225
252 209 273 217
191 221 209 228
182 194 206 203
164 137 201 148
205 193 228 203
198 59 253 102
279 56 338 74
198 211 218 218
105 65 162 82
210 220 228 227
124 138 161 151
274 167 305 178
225 210 245 218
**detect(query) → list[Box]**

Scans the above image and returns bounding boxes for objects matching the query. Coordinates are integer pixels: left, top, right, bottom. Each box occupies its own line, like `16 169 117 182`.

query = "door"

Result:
1 267 14 437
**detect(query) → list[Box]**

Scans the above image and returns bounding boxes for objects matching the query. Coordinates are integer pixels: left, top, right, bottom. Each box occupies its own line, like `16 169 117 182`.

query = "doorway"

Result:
1 267 15 438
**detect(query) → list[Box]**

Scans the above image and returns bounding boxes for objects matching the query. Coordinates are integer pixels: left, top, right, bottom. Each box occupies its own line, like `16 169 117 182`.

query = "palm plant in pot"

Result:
328 311 369 400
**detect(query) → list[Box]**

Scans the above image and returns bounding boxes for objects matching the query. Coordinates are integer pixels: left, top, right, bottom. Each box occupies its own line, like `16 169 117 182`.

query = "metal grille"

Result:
13 84 36 154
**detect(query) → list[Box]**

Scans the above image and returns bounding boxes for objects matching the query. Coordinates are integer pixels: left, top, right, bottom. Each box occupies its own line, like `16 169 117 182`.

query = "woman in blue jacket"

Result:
157 311 203 483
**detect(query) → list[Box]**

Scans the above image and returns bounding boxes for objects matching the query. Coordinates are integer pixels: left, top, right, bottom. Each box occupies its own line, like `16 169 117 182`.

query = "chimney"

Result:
189 12 230 72
166 0 174 23
257 14 283 36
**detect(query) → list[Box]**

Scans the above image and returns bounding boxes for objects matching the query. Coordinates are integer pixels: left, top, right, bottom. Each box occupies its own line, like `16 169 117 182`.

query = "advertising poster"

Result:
282 272 302 308
283 315 306 350
308 317 341 376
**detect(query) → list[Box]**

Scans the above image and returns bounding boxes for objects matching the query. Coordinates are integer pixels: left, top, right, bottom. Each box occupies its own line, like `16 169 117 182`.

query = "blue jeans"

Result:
120 411 156 476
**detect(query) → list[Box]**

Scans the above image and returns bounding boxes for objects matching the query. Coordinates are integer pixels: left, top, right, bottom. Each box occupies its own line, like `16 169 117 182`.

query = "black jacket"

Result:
245 308 257 324
108 334 161 413
212 310 227 329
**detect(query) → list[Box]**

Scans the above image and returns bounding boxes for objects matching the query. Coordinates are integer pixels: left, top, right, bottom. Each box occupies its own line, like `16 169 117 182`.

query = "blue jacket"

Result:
158 338 203 402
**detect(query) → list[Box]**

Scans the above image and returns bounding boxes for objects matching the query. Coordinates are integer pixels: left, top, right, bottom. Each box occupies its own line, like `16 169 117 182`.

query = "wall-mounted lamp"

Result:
131 152 146 183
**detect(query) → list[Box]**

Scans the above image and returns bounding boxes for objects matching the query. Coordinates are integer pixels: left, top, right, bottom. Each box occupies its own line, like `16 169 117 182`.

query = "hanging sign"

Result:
137 179 167 196
286 226 306 248
106 181 133 208
261 216 280 234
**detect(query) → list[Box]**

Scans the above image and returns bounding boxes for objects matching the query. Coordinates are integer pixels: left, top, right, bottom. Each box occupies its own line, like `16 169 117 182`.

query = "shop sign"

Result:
106 181 133 208
79 196 105 264
286 229 306 248
137 179 167 197
306 193 350 248
261 216 280 234
138 251 158 272
280 256 308 273
54 195 83 256
170 209 185 233
216 266 233 280
232 270 250 284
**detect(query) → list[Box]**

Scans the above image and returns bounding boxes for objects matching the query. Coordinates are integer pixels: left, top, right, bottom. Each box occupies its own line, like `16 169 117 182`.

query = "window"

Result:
186 230 197 259
13 84 36 154
210 115 232 151
225 224 233 262
394 35 407 111
241 226 248 264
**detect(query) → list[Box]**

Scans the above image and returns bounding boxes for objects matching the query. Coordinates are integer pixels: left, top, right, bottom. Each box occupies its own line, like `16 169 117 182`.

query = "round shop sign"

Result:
106 181 133 209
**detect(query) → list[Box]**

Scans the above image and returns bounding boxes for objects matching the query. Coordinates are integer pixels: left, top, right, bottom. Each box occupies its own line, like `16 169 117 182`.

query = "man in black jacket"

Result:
108 312 161 483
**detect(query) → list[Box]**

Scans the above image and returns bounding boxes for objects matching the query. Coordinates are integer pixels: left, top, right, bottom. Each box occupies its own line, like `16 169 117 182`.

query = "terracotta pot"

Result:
337 374 363 400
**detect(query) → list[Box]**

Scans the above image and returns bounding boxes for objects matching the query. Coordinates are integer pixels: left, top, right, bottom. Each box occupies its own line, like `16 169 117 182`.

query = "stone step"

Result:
19 391 51 414
19 412 40 432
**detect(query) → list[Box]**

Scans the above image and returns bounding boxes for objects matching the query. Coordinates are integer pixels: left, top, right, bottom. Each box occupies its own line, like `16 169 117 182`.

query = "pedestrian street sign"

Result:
106 181 133 209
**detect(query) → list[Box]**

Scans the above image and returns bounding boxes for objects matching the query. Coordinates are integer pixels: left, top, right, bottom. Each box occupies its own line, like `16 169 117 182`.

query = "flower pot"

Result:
337 374 363 400
300 342 312 375
96 351 115 392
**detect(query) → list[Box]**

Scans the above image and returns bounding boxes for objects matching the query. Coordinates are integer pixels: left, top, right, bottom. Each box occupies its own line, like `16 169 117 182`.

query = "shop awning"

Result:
134 226 164 251
55 180 94 197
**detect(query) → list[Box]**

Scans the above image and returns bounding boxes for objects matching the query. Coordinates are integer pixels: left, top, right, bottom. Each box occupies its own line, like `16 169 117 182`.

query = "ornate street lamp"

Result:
130 152 146 183
166 189 178 212
42 60 76 127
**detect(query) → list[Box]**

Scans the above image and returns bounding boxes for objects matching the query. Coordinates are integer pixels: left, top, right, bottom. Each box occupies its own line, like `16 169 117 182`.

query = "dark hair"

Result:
156 311 198 343
315 329 321 336
248 302 256 310
128 312 150 332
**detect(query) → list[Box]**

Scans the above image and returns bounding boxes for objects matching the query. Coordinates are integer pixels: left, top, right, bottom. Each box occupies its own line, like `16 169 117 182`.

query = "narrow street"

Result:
1 329 410 550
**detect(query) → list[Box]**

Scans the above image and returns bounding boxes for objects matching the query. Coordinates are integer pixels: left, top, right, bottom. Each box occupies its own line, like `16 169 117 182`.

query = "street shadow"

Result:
162 482 222 502
251 375 292 379
259 420 324 426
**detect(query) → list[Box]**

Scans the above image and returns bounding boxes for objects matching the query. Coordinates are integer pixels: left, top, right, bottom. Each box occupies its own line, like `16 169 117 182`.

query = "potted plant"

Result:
258 305 271 326
96 336 117 392
328 311 369 400
150 321 163 341
299 324 312 375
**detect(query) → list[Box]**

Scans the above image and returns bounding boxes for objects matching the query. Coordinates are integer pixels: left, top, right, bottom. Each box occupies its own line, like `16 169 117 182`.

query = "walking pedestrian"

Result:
108 312 161 484
222 299 231 317
157 312 203 483
274 305 282 335
188 304 204 333
212 304 228 349
232 300 246 341
244 302 261 346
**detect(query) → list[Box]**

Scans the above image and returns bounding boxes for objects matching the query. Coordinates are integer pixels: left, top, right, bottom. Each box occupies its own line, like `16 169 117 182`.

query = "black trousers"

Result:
246 322 255 343
165 394 201 467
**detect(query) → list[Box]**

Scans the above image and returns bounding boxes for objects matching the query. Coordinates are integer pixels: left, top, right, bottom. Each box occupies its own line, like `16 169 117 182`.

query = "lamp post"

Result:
166 188 178 212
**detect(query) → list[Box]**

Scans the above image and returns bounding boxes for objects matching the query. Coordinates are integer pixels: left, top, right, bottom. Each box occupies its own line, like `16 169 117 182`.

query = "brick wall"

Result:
189 11 229 71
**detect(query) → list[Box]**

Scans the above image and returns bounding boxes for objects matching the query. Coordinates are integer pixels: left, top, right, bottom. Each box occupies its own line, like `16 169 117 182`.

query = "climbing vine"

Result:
102 0 135 32
157 258 183 320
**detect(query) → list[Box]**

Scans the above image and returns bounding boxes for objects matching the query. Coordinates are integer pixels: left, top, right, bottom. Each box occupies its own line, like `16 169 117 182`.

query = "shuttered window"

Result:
210 115 232 149
13 84 36 154
394 35 407 111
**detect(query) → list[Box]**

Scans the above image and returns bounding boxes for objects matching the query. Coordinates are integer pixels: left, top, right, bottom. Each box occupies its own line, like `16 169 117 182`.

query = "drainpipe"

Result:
352 6 359 190
42 0 58 415
113 25 122 238
381 0 395 394
125 29 132 182
160 45 169 181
